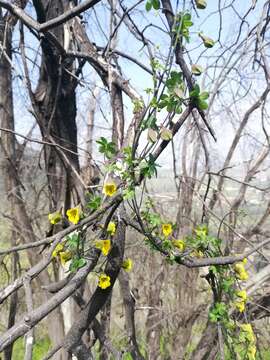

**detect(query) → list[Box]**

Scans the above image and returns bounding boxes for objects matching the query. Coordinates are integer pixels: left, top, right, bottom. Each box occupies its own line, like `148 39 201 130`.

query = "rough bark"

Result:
63 215 126 358
33 0 83 209
118 271 144 360
145 257 165 360
31 1 87 357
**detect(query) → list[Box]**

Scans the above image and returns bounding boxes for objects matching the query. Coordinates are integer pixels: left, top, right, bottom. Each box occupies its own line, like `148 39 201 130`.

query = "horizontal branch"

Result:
124 216 270 268
208 171 270 191
0 237 53 256
0 0 101 32
40 0 101 31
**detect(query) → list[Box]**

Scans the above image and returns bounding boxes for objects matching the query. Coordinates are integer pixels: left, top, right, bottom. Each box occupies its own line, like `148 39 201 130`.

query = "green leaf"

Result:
148 154 160 177
152 0 160 10
175 104 182 114
150 59 164 71
96 137 116 159
69 257 87 272
141 115 157 130
166 253 176 264
183 13 192 21
200 91 209 100
66 233 80 249
150 96 158 108
140 154 160 179
142 209 162 228
189 86 209 110
123 146 133 166
190 84 200 98
145 87 153 94
173 12 193 41
123 187 135 200
209 302 228 323
122 353 133 360
198 99 208 110
166 101 175 113
158 94 170 109
149 213 161 227
163 239 172 249
221 278 235 293
132 99 144 113
145 0 152 11
87 195 102 211
166 71 182 92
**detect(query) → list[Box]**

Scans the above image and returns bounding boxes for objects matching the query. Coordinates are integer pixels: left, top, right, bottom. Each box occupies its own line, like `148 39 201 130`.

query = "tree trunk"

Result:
0 14 68 360
145 257 165 360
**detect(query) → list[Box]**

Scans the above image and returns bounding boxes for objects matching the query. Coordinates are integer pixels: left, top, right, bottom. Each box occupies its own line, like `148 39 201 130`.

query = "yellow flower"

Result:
234 289 247 313
162 223 172 237
236 290 247 302
172 239 185 251
103 181 117 197
234 262 249 281
66 207 80 225
107 221 116 235
48 211 62 225
59 251 72 265
52 243 64 258
240 323 256 343
240 323 253 333
98 273 111 289
101 240 111 256
122 258 133 272
235 300 245 313
95 239 111 256
247 345 256 360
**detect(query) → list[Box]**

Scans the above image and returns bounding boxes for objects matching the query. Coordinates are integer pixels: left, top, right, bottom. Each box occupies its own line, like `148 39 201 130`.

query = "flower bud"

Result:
199 33 215 48
191 64 203 75
196 0 207 9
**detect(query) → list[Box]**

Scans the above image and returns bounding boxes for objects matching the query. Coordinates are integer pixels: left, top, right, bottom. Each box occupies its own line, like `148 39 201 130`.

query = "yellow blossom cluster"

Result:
98 273 111 289
95 239 111 256
52 243 64 258
48 206 81 226
234 258 248 281
240 323 255 343
59 251 72 265
66 207 81 225
162 223 172 237
103 181 117 197
247 345 256 360
48 211 62 225
107 221 116 236
234 290 247 313
52 243 72 265
122 258 133 272
172 239 185 252
240 323 256 360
